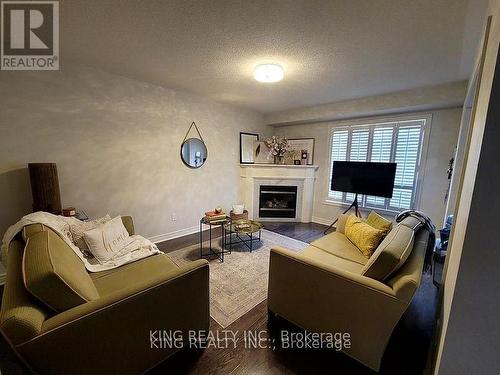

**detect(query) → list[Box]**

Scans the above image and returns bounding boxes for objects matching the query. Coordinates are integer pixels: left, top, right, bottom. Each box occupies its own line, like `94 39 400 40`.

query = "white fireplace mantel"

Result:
239 164 319 222
240 164 319 169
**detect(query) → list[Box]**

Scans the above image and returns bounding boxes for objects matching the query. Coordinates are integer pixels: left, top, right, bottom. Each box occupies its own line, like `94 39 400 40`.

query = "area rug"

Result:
168 229 308 328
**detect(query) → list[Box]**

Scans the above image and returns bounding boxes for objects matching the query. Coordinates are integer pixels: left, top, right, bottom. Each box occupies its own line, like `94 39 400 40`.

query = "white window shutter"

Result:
366 126 394 208
328 129 349 200
390 124 423 210
328 119 425 213
346 128 370 202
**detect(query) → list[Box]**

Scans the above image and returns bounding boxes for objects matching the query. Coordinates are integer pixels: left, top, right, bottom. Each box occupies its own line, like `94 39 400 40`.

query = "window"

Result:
327 117 427 212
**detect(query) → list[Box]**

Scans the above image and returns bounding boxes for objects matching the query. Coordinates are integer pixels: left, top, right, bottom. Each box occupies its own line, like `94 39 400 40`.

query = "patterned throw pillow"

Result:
69 215 111 254
345 215 385 258
365 211 393 235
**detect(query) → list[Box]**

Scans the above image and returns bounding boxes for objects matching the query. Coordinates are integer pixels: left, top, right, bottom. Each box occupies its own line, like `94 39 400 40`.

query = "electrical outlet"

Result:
171 213 177 222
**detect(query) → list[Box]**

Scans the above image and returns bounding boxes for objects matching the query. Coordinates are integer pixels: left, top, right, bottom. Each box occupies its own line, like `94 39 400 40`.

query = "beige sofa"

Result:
0 216 210 374
268 216 431 372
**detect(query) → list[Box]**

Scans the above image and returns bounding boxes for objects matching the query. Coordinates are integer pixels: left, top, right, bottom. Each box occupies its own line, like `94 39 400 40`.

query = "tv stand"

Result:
324 193 362 234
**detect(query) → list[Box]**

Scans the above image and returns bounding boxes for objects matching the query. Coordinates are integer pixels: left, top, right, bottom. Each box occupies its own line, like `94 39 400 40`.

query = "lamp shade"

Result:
28 163 62 215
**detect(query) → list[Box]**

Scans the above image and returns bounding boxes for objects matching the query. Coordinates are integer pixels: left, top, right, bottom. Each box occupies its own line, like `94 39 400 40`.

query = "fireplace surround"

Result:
239 164 318 222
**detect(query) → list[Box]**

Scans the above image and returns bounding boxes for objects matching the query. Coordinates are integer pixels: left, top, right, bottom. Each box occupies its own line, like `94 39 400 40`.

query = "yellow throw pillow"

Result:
345 215 385 258
366 211 393 235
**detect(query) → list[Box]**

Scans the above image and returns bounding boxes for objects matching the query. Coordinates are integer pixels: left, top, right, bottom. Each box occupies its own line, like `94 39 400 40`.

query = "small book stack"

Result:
204 211 227 224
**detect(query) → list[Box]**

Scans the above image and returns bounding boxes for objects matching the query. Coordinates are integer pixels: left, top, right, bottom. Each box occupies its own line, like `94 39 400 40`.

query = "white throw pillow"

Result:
69 215 111 253
83 216 133 263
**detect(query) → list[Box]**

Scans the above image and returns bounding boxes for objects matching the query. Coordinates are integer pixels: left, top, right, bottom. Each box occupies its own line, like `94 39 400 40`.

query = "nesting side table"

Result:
199 216 230 262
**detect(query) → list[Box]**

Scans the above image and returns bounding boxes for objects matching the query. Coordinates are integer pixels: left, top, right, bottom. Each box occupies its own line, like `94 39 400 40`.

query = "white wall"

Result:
435 0 500 373
273 108 461 227
0 65 265 241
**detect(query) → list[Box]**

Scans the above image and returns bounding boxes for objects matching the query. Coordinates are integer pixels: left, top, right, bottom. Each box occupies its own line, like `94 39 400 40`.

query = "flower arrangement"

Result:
265 136 290 157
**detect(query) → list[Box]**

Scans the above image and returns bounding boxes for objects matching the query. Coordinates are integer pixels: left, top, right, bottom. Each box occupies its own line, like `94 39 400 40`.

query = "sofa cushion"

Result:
23 223 73 245
361 223 415 281
366 211 393 235
335 213 350 234
23 231 99 312
22 223 47 242
301 246 364 273
310 231 368 265
345 215 385 258
0 239 48 345
90 253 179 296
398 216 423 230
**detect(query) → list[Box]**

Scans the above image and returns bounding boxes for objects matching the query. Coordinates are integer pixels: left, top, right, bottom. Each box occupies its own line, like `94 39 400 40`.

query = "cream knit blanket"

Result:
1 212 160 272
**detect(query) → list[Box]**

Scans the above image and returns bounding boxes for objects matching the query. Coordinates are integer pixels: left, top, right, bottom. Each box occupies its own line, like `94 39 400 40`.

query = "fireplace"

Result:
259 185 298 218
240 164 318 222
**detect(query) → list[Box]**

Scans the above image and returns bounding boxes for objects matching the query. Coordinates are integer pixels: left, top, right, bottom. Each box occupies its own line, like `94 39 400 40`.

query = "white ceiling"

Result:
61 0 481 113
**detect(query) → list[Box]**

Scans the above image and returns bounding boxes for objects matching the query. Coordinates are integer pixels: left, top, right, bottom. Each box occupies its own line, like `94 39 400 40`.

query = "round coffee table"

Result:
224 219 263 253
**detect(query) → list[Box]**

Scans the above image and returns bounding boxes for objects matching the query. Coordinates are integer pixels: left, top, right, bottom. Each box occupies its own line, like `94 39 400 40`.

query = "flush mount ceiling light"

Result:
253 64 284 83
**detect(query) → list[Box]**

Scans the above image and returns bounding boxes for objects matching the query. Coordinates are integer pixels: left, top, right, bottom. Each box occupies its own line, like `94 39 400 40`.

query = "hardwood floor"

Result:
151 221 439 375
157 221 328 254
0 222 438 375
261 221 329 243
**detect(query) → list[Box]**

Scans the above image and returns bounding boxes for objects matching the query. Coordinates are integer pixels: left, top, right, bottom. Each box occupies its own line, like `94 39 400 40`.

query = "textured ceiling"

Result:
60 0 476 113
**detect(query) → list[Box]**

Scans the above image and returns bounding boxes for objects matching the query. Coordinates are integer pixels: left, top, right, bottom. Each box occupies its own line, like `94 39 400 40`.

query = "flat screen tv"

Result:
331 161 397 198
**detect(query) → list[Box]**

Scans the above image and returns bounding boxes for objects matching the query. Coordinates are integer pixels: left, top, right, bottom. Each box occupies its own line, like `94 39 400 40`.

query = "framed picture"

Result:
240 132 259 164
283 149 301 165
287 138 315 165
253 141 273 164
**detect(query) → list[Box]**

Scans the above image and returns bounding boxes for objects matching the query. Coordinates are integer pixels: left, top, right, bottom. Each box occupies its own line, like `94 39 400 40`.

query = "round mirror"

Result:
180 138 208 168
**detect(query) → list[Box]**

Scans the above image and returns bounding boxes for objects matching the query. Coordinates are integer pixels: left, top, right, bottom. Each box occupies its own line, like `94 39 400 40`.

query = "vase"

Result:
274 155 284 164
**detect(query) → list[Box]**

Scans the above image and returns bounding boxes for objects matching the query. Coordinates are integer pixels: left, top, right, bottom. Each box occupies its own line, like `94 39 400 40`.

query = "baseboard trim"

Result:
149 225 200 244
151 218 333 244
312 216 333 226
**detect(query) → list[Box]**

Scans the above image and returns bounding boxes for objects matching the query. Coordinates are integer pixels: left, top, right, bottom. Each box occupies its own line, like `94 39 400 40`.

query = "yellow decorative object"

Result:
366 211 393 235
345 215 385 258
